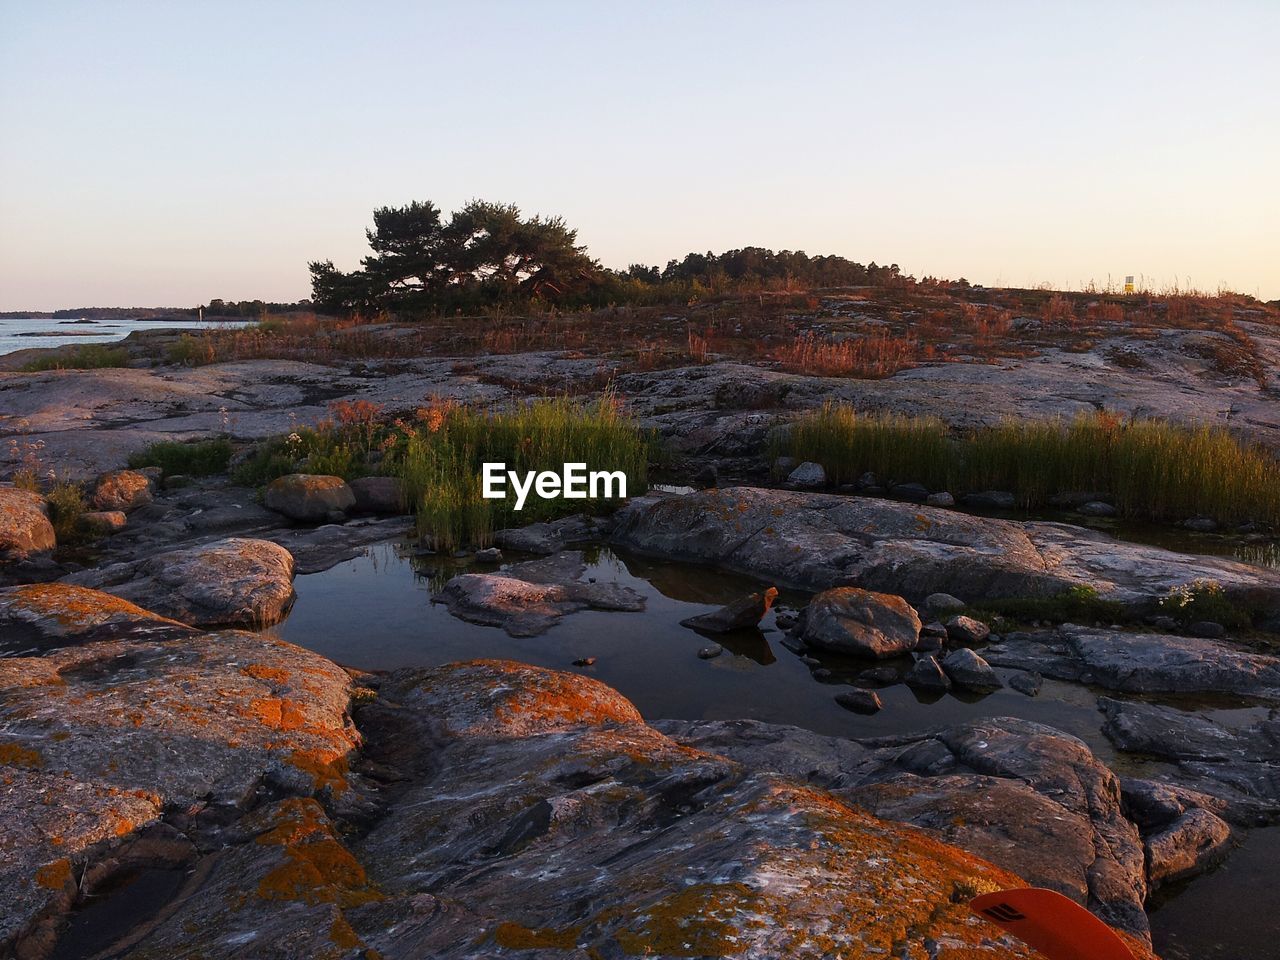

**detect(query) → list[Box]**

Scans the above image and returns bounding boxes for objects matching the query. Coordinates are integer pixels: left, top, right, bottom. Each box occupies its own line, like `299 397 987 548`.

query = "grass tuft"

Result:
782 404 1280 525
128 439 233 477
21 345 130 371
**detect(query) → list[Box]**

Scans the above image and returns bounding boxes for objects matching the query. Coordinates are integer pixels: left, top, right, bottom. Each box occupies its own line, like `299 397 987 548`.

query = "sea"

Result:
0 316 251 357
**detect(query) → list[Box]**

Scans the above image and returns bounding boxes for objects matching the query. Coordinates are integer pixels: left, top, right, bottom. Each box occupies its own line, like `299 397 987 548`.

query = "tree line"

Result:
308 199 910 316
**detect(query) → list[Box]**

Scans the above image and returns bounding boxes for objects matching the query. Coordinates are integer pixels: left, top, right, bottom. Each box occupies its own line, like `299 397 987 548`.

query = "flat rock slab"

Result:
613 487 1280 612
0 582 194 655
435 568 644 637
657 715 1152 938
0 627 358 953
986 626 1280 698
1102 698 1280 821
61 537 296 627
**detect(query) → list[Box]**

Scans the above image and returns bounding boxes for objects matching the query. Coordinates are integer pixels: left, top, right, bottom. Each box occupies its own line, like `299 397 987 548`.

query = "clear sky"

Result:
1 0 1277 310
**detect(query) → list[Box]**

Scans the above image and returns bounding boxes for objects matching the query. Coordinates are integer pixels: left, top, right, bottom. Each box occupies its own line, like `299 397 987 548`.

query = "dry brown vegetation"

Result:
140 286 1279 385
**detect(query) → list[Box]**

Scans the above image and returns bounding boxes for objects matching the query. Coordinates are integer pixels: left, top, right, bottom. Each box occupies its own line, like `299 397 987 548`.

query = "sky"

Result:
1 0 1277 310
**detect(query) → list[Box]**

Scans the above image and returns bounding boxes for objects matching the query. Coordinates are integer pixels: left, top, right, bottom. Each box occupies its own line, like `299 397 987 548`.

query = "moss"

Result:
970 585 1130 626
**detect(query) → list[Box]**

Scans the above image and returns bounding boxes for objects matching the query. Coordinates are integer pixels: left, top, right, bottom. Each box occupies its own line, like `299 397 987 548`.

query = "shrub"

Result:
231 440 297 487
166 333 216 367
129 439 233 477
1157 580 1251 629
44 481 88 543
973 585 1129 626
21 344 130 372
774 331 918 378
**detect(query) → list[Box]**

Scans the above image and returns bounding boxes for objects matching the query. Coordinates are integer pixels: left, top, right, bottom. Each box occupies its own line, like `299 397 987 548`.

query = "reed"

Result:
391 393 652 549
782 405 1280 525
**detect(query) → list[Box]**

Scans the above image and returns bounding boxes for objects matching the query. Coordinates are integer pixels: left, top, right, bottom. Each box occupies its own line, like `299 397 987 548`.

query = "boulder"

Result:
0 487 55 561
90 469 154 513
801 586 921 658
62 537 296 628
962 490 1017 510
347 475 407 514
1144 807 1232 888
786 460 826 488
925 592 966 615
835 688 883 714
1009 670 1043 696
946 614 991 644
263 473 355 522
80 509 127 534
611 487 1280 612
926 491 956 507
890 481 929 502
942 648 1003 691
905 654 952 692
680 586 778 632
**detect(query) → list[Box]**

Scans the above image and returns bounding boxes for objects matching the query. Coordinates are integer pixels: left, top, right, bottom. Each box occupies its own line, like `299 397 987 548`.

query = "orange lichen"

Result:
245 697 309 731
330 915 363 949
287 748 350 794
6 583 179 630
493 922 581 950
242 664 291 684
610 883 762 956
0 742 43 768
35 858 72 890
254 800 379 908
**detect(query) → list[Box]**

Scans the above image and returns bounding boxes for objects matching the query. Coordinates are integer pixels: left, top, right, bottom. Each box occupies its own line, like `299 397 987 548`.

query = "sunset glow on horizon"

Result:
1 0 1277 309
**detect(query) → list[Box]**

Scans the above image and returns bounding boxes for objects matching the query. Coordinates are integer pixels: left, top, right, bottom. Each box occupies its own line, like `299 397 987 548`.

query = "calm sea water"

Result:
0 316 248 357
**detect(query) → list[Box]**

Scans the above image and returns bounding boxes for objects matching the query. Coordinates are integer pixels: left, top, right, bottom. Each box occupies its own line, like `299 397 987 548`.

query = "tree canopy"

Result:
310 199 911 316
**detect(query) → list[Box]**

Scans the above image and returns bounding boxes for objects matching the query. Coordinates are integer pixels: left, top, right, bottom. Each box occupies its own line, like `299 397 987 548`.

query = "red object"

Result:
970 887 1136 960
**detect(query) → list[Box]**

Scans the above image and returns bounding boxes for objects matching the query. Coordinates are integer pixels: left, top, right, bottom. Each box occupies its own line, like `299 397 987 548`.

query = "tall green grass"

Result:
21 344 130 371
777 403 954 488
129 439 233 477
391 395 652 550
783 403 1280 525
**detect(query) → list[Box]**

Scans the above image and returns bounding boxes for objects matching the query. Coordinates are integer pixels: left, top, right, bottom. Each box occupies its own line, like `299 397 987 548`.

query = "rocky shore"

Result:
3 322 1280 958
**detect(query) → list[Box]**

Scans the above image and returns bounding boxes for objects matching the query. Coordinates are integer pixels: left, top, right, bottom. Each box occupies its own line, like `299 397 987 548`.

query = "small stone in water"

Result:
835 689 883 714
697 643 723 659
572 656 596 667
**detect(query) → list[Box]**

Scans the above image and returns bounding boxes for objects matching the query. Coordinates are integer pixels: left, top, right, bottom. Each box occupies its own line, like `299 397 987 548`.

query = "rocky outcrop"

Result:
680 586 778 632
264 473 356 522
90 469 154 512
492 513 601 554
800 586 921 658
62 537 296 627
0 627 358 955
657 716 1154 939
612 487 1280 613
0 487 55 562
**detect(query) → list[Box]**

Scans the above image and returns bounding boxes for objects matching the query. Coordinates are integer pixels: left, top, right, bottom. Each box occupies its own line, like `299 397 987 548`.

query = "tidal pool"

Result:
265 539 1274 959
